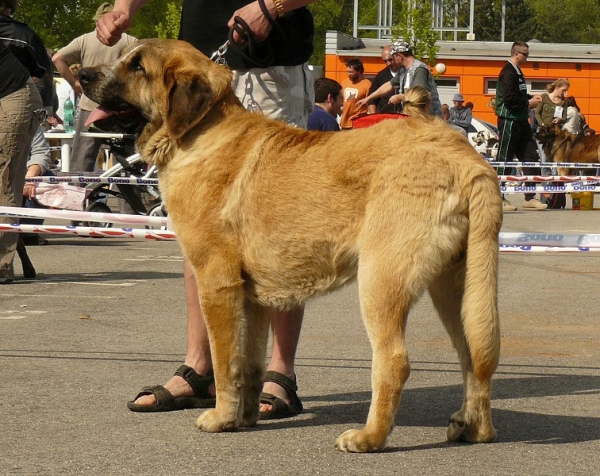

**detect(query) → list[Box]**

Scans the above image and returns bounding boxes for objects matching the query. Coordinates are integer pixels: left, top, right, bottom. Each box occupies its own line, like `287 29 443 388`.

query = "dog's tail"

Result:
462 173 502 381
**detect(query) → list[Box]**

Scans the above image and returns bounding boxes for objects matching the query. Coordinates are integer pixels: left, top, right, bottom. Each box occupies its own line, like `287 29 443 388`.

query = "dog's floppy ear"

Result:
164 61 232 140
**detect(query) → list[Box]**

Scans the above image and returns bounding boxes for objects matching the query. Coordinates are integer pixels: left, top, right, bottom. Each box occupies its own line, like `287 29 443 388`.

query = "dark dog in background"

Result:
536 123 600 175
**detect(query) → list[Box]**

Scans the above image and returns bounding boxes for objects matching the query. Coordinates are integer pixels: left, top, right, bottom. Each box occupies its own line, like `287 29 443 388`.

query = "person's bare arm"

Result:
52 52 82 96
96 0 148 45
98 0 317 46
356 82 394 109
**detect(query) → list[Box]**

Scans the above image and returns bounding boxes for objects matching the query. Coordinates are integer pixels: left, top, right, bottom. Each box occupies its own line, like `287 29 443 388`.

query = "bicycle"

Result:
74 131 166 229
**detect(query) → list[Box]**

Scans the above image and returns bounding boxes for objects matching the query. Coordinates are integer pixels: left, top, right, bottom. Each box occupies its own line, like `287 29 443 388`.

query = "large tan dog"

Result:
536 123 600 175
80 39 502 453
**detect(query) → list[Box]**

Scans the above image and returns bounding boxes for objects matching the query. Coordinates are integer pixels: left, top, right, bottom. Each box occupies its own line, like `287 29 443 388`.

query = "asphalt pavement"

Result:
1 195 599 475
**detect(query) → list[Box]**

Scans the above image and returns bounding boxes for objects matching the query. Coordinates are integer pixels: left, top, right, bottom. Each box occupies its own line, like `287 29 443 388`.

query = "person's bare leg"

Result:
132 259 214 405
133 261 304 410
260 305 305 412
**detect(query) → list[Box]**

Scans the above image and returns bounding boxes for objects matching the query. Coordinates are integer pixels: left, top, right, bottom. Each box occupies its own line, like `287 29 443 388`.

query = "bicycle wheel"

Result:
147 203 168 230
82 202 113 228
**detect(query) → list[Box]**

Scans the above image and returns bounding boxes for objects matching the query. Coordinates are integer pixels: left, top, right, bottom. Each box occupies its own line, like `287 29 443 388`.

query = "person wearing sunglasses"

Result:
366 45 404 114
494 41 545 211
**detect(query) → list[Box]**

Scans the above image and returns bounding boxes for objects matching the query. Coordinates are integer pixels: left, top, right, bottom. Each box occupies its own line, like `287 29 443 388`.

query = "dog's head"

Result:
535 123 563 146
472 129 490 146
79 39 232 142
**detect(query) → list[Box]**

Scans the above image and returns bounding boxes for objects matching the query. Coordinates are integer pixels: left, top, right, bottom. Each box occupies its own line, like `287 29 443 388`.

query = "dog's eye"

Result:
129 54 145 74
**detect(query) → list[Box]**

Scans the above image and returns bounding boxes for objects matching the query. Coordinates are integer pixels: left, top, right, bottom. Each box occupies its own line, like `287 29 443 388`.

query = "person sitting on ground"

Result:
448 93 472 134
307 77 343 132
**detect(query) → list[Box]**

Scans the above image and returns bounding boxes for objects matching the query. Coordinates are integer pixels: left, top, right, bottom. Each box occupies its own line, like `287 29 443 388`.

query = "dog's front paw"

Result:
334 429 387 453
195 409 238 433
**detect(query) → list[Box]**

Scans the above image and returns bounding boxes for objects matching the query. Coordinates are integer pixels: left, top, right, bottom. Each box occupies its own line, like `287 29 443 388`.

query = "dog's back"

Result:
204 116 500 310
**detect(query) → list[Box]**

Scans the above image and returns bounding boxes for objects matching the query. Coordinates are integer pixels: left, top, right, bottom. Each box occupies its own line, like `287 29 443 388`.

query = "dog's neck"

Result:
138 92 253 168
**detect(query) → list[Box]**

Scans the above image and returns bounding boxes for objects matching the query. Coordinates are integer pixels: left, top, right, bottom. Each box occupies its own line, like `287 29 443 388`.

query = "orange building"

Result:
325 31 600 130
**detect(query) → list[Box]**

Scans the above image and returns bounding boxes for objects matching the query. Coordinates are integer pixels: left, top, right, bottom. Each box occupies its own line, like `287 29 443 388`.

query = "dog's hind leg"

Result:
428 258 497 443
334 260 411 453
335 221 444 453
430 176 501 444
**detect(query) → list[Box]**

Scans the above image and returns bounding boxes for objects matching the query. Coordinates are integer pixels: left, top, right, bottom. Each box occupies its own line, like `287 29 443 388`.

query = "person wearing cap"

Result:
52 3 136 172
357 40 442 118
448 93 472 134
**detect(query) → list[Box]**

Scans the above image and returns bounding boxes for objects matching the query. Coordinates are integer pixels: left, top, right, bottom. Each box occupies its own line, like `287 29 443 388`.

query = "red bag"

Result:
352 113 407 129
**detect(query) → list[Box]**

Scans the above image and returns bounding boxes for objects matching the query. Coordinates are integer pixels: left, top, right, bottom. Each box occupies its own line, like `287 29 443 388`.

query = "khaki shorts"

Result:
232 63 314 128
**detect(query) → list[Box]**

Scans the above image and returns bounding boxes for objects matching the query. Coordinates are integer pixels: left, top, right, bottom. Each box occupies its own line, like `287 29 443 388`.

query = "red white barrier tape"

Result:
24 175 158 185
499 175 600 183
501 183 600 194
0 206 167 226
487 160 600 168
2 224 598 251
0 223 175 240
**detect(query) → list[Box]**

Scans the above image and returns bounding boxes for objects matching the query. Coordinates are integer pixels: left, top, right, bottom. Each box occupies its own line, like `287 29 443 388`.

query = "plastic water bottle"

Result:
64 98 74 133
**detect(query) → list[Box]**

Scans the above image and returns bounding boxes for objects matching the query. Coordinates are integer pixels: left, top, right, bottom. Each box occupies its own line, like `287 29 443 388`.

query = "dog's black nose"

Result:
78 68 98 85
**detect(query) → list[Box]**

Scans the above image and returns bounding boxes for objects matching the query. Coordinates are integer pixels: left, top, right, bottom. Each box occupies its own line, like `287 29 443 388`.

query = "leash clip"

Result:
210 41 229 65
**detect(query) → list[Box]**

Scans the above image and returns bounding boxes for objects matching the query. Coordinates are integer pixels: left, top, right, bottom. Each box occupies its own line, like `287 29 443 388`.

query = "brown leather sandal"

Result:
127 365 215 412
259 371 303 420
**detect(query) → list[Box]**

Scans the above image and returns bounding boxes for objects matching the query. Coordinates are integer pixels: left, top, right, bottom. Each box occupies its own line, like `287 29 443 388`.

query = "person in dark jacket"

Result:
495 41 545 211
0 0 53 114
0 39 43 283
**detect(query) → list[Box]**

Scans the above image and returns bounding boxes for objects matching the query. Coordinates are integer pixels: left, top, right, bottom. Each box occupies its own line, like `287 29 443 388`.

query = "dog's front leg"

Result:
194 268 248 432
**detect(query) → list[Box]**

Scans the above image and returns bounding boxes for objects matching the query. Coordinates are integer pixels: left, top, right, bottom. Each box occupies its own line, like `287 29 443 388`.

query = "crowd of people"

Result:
1 1 596 427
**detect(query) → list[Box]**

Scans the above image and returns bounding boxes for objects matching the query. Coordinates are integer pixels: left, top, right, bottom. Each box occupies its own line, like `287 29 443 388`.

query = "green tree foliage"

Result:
153 1 182 39
128 0 182 41
308 0 352 66
13 0 600 66
13 0 182 51
392 0 439 66
528 0 600 43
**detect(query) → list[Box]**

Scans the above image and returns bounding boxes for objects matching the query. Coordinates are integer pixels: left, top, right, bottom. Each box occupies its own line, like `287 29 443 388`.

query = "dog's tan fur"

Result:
536 123 600 175
80 39 502 453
